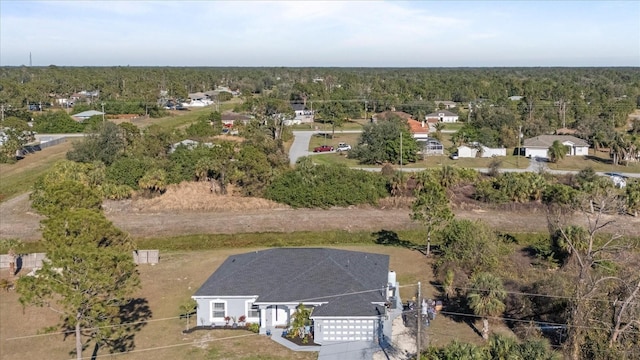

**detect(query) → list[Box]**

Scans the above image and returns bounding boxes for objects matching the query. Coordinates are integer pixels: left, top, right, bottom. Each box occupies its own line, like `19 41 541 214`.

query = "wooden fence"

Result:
0 250 159 269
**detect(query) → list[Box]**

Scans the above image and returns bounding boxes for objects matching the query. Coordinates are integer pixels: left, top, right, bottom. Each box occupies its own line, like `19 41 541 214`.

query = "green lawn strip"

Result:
0 165 49 201
19 229 636 256
0 142 74 202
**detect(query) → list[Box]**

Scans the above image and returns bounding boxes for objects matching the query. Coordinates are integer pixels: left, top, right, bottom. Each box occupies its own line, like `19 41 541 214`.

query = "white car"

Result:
337 143 352 152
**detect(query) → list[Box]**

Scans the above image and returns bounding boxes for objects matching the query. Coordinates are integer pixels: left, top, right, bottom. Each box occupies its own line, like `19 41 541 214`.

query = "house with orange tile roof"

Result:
407 118 430 139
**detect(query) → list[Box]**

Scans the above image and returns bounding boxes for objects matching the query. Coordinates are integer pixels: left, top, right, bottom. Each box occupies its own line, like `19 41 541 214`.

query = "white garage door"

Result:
525 148 548 158
319 319 375 342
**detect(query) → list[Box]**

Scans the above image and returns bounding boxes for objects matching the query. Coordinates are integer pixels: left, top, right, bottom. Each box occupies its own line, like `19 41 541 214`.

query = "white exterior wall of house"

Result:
457 146 478 158
294 110 314 123
480 146 507 158
412 132 430 140
193 296 261 327
431 112 459 123
563 141 588 156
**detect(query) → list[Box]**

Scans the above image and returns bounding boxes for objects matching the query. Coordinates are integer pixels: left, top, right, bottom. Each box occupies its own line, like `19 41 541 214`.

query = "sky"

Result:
1 0 639 67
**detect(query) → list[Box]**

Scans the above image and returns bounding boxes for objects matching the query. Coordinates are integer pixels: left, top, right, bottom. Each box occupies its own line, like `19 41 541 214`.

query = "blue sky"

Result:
1 0 639 67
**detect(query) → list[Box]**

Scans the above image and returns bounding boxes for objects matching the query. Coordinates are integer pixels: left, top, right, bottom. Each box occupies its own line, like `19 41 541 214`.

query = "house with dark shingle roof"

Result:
192 248 400 345
522 135 589 158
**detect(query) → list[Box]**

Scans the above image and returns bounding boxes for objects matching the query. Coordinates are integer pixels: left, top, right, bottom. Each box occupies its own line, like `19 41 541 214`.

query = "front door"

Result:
270 305 289 326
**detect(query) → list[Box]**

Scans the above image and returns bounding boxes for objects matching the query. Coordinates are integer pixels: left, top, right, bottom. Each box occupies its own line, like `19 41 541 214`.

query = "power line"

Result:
430 283 640 307
4 316 182 341
88 333 257 359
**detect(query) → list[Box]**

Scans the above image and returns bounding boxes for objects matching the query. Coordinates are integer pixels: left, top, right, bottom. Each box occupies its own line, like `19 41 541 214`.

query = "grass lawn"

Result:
442 123 464 131
0 245 491 359
133 99 242 130
308 132 361 151
0 140 75 202
417 153 529 170
547 150 640 173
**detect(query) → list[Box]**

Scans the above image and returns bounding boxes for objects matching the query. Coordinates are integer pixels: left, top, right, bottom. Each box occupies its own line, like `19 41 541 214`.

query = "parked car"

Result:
450 153 459 160
313 145 334 152
337 143 352 152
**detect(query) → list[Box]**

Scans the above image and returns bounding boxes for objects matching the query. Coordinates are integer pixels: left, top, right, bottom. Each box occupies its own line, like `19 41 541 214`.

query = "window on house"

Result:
247 303 260 318
212 302 225 318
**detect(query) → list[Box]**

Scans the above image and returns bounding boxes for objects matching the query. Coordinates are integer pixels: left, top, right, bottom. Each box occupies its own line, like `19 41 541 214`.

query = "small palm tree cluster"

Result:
424 333 560 360
548 140 570 163
466 272 507 340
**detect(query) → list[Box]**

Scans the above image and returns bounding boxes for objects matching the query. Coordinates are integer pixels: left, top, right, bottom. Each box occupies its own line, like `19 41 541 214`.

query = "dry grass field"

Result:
0 246 497 360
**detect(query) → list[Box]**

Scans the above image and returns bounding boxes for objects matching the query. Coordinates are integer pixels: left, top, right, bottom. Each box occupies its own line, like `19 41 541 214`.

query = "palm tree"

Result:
548 140 569 163
488 333 519 359
467 272 507 340
434 122 445 141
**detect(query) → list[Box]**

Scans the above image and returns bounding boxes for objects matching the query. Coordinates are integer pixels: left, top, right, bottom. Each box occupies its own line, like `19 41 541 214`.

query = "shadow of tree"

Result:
372 229 426 254
428 284 484 339
585 155 612 164
61 298 152 359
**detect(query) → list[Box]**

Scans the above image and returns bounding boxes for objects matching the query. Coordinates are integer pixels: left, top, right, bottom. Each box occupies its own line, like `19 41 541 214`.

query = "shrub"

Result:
246 322 259 333
265 163 388 208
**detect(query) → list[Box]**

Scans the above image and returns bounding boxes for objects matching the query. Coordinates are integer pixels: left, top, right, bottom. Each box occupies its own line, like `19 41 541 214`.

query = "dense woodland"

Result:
2 67 640 359
2 66 640 163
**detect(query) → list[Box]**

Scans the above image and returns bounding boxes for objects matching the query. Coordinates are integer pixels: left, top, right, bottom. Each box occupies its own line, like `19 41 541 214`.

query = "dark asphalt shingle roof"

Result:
193 248 389 317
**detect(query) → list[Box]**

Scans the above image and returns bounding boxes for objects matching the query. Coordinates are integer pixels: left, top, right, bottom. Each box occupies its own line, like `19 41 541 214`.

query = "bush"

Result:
106 156 150 189
246 322 259 333
265 162 388 208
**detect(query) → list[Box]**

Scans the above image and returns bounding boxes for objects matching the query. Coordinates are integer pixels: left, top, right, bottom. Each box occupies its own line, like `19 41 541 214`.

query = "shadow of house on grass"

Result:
61 297 152 360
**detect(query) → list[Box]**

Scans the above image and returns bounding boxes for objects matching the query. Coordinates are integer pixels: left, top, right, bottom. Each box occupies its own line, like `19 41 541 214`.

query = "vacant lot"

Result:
2 180 640 242
0 246 498 360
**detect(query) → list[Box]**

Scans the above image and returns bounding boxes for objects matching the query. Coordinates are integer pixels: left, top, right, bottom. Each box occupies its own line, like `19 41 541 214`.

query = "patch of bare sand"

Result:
374 316 416 360
113 182 288 212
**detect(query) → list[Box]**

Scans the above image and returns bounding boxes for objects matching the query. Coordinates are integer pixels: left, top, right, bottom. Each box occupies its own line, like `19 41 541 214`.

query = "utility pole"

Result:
364 100 368 122
101 103 105 123
517 125 522 167
416 282 421 358
1 104 5 122
400 132 403 171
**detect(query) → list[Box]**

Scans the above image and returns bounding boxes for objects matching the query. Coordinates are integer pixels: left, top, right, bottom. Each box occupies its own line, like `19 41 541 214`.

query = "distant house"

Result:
425 110 459 123
407 119 430 139
184 92 213 107
291 102 314 124
417 138 444 156
192 248 401 346
522 135 589 158
508 96 524 101
372 111 413 123
457 143 506 158
71 110 104 122
169 139 214 154
221 112 253 127
434 100 457 109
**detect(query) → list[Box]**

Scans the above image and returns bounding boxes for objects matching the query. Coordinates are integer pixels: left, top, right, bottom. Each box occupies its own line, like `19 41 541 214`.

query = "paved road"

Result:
289 131 640 178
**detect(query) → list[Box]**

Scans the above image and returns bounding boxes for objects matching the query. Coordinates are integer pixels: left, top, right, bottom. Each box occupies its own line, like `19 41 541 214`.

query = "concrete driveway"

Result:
290 131 315 164
317 341 379 360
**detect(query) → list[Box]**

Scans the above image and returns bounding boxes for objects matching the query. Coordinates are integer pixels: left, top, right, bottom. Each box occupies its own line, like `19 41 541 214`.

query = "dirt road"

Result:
2 193 638 241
